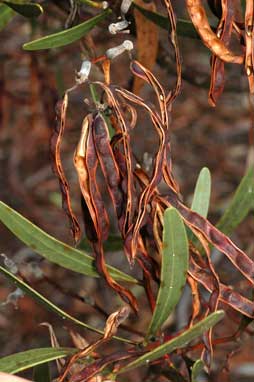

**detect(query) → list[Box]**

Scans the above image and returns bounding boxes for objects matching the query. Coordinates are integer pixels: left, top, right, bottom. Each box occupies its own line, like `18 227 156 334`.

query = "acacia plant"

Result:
0 0 254 381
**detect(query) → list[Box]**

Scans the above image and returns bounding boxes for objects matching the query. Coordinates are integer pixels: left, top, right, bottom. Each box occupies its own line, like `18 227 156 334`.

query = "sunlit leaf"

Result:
133 2 201 39
0 4 15 30
23 9 110 50
33 363 50 382
3 1 43 18
217 167 254 235
119 310 224 373
0 201 137 284
147 207 189 337
191 167 211 218
0 348 76 374
191 359 205 382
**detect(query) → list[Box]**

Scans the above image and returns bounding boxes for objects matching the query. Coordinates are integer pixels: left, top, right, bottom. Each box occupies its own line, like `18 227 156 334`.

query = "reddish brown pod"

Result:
186 0 244 64
245 0 254 93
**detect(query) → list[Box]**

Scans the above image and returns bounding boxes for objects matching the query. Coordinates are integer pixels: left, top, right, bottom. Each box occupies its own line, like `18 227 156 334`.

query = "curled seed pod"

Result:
186 0 243 64
105 40 133 60
108 19 130 34
208 0 234 106
245 0 254 93
121 0 133 15
76 60 92 84
51 94 81 242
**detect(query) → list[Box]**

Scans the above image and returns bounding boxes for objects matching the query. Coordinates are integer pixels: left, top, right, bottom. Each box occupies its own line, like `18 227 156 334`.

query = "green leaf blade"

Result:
0 265 103 334
0 265 134 343
3 1 43 18
147 207 189 337
217 167 254 235
191 167 211 218
0 201 137 284
133 3 201 39
0 348 76 374
120 310 224 373
0 4 15 30
191 359 205 382
23 9 110 50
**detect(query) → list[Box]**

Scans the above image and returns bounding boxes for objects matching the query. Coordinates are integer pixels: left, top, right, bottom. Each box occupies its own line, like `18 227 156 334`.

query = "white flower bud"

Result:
102 1 109 9
108 19 130 34
76 60 91 84
105 40 133 60
121 0 132 15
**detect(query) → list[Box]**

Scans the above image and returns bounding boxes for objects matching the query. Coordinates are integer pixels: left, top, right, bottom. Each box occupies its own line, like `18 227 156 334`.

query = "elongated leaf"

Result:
0 201 137 284
191 359 205 382
33 363 50 382
133 3 201 39
0 265 103 335
3 1 43 18
0 4 15 30
0 265 133 344
217 167 254 235
147 207 189 337
191 167 211 218
23 9 110 50
119 310 224 373
0 348 76 374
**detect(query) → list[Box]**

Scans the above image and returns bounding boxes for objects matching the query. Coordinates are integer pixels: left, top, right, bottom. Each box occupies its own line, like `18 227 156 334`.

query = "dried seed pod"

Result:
189 256 254 318
208 0 234 106
105 40 133 60
245 0 254 93
74 114 109 242
92 113 123 219
51 94 81 242
159 186 254 287
163 0 182 105
186 0 244 64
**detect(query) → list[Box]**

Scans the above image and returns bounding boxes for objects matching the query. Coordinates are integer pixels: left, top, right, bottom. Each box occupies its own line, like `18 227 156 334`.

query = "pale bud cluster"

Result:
75 0 134 83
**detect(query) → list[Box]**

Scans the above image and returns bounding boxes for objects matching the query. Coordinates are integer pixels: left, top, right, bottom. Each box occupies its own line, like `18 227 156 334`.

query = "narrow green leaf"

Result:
191 167 211 218
0 265 134 344
147 207 189 337
119 310 224 373
0 265 133 344
0 4 15 30
0 348 76 374
33 363 50 382
0 265 104 335
23 9 110 50
191 359 205 382
3 1 43 18
217 167 254 235
0 201 137 284
133 3 201 39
